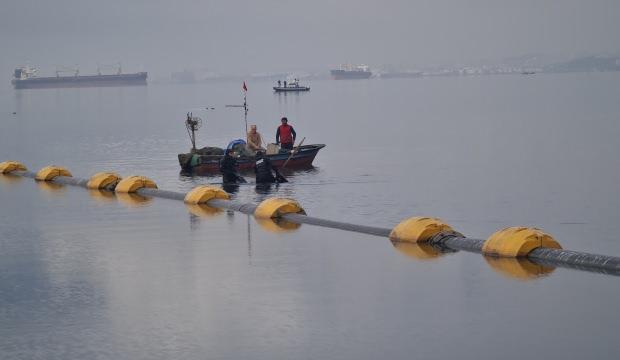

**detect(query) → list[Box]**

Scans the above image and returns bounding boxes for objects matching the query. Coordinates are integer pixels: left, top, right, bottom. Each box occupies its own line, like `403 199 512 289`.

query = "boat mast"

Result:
226 82 249 141
243 82 248 141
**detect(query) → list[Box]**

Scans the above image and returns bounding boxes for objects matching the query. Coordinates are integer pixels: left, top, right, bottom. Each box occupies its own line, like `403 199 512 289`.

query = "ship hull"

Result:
330 69 372 80
273 86 310 92
12 72 147 89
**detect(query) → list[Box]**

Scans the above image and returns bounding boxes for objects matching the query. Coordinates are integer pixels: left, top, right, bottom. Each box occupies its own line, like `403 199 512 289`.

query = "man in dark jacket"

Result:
275 117 297 150
254 151 287 183
219 149 246 184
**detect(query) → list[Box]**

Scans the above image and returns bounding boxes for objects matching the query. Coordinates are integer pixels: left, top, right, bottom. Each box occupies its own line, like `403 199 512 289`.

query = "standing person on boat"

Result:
254 151 287 183
275 117 297 150
277 80 281 88
246 125 264 152
219 149 246 184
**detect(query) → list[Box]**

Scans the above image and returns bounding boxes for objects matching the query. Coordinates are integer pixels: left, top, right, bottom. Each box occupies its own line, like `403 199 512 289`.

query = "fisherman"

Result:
254 150 287 183
275 117 297 150
283 80 287 88
246 124 264 152
277 80 281 87
219 149 246 184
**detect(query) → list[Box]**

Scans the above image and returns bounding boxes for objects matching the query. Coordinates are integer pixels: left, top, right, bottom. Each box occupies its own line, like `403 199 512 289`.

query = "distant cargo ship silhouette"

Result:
12 65 147 89
330 64 372 79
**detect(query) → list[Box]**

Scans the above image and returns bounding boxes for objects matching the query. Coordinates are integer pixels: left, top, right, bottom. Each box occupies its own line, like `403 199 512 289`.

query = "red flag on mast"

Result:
242 81 247 92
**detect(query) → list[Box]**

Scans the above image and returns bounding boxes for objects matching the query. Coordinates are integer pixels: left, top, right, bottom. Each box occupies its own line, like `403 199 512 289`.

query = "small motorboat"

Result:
273 78 310 92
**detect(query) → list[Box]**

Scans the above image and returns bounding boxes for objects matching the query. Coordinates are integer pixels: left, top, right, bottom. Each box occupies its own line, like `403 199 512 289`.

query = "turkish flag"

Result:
243 81 247 92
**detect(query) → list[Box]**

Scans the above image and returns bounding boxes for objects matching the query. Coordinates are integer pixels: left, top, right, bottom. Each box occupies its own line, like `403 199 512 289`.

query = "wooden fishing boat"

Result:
178 144 325 175
178 87 323 175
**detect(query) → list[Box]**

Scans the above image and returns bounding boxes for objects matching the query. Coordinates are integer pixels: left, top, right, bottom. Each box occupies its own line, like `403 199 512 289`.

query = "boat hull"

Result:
273 86 310 92
179 144 325 176
12 72 148 89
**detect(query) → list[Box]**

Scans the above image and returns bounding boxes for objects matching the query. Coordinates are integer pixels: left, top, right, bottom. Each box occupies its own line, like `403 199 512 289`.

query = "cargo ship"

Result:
330 64 372 79
11 66 147 89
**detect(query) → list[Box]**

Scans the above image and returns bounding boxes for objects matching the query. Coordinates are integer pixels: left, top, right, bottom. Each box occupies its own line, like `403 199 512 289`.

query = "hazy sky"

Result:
1 0 619 79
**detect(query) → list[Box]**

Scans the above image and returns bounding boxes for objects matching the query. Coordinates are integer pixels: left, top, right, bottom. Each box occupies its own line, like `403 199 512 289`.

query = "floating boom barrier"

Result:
2 161 620 279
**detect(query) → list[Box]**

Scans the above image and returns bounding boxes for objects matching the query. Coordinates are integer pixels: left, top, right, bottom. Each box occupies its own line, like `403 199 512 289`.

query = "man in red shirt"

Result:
275 117 297 150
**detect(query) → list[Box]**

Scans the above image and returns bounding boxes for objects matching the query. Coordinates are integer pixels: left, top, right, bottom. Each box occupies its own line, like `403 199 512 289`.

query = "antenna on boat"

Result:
185 112 202 152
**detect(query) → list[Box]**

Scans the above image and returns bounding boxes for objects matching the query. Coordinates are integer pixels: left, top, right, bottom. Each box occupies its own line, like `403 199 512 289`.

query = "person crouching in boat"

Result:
219 149 246 184
246 125 265 153
254 150 287 183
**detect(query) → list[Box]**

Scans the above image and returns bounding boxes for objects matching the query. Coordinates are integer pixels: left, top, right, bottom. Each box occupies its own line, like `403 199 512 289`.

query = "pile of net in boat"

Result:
194 146 224 156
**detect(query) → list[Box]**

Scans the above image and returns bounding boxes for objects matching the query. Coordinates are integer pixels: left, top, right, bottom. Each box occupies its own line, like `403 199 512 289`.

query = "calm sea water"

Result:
1 73 619 359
